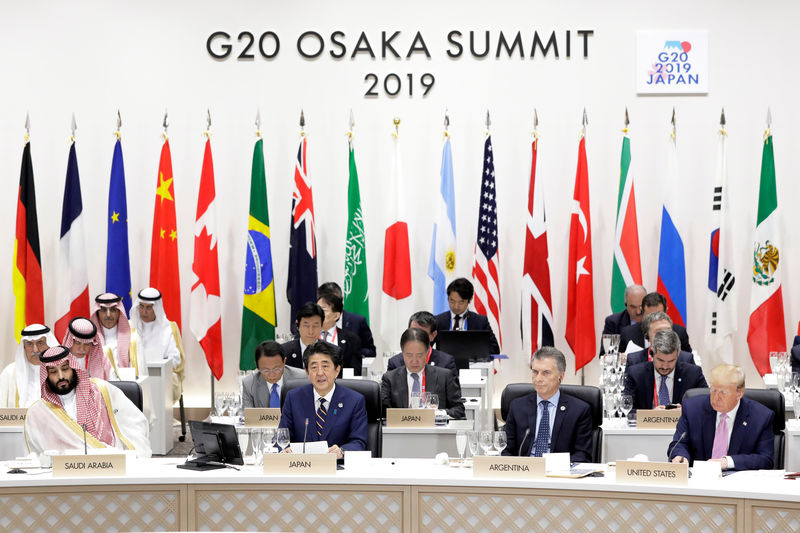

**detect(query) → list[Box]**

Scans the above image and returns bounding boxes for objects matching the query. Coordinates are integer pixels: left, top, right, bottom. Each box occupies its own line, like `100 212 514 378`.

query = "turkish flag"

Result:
150 140 182 330
565 137 596 372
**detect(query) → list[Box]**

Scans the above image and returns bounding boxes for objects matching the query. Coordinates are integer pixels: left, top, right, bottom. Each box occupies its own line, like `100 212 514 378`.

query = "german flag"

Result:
12 142 44 342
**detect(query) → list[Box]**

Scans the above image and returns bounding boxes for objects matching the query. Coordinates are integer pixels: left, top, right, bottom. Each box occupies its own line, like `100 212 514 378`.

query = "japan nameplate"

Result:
263 453 336 475
0 408 27 426
636 409 681 429
473 456 546 479
616 460 688 485
245 408 281 427
386 408 435 427
52 454 126 477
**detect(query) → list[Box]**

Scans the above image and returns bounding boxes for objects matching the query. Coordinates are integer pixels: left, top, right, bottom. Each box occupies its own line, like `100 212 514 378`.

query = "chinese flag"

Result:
150 140 182 330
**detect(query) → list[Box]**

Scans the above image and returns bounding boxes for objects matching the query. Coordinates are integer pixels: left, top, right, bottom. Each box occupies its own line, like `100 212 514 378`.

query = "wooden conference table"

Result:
1 457 798 532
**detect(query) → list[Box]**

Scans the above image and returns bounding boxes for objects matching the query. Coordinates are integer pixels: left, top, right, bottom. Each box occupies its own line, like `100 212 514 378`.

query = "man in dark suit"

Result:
318 282 376 358
279 341 367 458
625 311 696 368
791 335 800 374
387 311 458 376
317 292 363 375
434 278 500 355
600 284 646 355
502 346 593 462
670 364 774 470
623 330 707 410
242 341 307 408
281 302 340 370
381 328 465 419
619 292 692 353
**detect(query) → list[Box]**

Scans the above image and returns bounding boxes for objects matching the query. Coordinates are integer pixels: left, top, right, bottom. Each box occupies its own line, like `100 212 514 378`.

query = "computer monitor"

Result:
436 330 492 370
178 420 244 471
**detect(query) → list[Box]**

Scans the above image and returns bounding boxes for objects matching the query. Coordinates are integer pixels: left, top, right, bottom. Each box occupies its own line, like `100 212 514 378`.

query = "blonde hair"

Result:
709 364 745 390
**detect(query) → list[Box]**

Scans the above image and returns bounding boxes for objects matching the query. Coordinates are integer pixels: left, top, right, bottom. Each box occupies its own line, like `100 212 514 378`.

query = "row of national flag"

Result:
9 110 789 378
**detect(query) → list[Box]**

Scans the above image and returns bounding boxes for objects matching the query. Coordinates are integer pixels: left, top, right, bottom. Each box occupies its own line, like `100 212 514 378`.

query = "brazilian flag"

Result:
240 138 276 370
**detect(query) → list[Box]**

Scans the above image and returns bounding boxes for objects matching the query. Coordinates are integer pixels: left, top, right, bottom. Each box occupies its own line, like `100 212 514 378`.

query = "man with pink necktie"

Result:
669 364 774 471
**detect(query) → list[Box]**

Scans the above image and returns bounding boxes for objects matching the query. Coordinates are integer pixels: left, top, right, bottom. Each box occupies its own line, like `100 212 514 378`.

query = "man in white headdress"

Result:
0 324 58 407
62 317 119 381
25 345 151 458
131 287 185 399
90 292 147 379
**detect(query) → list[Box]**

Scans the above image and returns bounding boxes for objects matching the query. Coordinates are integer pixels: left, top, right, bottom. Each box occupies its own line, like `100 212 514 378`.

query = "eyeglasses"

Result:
258 367 284 375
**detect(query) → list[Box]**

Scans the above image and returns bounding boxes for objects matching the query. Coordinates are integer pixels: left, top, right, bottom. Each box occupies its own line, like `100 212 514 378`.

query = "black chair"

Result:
500 383 603 463
282 379 383 458
682 387 786 470
108 380 144 412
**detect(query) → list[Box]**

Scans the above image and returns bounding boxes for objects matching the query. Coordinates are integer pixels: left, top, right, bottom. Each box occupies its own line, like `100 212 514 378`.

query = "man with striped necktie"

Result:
279 341 367 459
670 364 774 470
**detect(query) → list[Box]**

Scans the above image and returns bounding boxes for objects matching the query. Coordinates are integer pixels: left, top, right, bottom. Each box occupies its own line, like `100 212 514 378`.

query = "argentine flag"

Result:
428 137 457 314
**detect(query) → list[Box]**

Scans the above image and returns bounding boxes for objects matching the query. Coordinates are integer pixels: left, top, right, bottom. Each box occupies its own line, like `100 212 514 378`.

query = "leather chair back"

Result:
108 380 143 412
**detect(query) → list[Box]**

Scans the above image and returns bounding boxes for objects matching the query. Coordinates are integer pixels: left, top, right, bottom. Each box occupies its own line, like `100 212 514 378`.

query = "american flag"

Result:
472 135 502 349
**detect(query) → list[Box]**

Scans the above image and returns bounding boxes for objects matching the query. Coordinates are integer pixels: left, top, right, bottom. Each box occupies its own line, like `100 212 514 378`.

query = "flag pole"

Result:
162 109 169 141
204 108 218 416
24 112 30 144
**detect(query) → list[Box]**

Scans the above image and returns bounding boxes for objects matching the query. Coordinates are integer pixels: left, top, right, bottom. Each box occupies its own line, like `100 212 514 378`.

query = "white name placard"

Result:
386 408 434 427
0 408 27 426
52 454 126 477
616 460 688 485
263 453 336 475
244 408 281 427
636 409 681 429
473 456 546 479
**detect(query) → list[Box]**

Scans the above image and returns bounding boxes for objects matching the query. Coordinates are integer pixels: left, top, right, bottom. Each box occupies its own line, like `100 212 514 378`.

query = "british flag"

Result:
287 135 318 322
472 135 503 350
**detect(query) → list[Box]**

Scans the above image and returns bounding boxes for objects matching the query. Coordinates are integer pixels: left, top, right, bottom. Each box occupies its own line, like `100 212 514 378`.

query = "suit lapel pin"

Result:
743 421 747 426
560 406 565 411
338 402 343 408
292 353 297 358
333 409 337 415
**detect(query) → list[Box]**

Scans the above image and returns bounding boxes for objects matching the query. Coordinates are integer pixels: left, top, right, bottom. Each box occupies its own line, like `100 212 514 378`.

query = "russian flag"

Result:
55 142 90 340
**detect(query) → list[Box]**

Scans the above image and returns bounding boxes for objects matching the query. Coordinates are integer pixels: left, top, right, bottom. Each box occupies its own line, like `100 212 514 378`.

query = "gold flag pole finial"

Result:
255 109 262 138
670 107 676 140
623 107 630 135
533 109 539 139
115 110 122 140
719 107 727 136
162 109 169 141
485 109 491 136
581 107 587 137
765 107 772 140
204 109 212 139
24 112 30 144
392 117 401 138
443 108 450 138
347 109 355 144
70 113 77 143
299 109 306 137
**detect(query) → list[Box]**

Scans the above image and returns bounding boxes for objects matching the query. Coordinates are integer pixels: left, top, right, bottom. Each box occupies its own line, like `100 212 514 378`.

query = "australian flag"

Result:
287 136 318 323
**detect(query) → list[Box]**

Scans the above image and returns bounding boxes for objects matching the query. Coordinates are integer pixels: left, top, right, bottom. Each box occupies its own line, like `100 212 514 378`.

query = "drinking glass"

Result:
236 427 249 457
214 392 226 417
426 393 439 410
456 430 468 461
467 430 480 457
493 431 507 455
602 334 613 354
609 334 621 353
604 394 616 420
479 430 494 455
276 427 290 451
794 392 800 421
620 394 633 427
410 392 422 409
769 352 779 374
251 428 263 464
262 428 276 454
792 373 800 395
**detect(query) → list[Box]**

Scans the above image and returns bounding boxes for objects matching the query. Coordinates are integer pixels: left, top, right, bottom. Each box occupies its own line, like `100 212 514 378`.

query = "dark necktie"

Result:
658 374 670 406
316 398 327 438
269 383 280 408
453 314 462 331
532 400 550 456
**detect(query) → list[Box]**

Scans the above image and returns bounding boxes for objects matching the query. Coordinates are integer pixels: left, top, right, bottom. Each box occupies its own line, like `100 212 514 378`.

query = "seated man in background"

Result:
670 364 774 470
619 292 691 353
503 346 593 462
435 278 500 355
282 302 340 370
386 311 458 376
279 341 367 458
91 292 147 379
242 340 307 408
0 324 57 407
623 330 707 410
317 291 362 375
318 282 376 359
600 284 646 355
62 317 118 381
625 311 696 368
131 288 185 400
25 345 151 458
381 328 465 419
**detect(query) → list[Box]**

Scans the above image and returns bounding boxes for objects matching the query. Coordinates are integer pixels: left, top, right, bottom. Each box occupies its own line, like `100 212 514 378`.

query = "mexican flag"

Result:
746 128 786 376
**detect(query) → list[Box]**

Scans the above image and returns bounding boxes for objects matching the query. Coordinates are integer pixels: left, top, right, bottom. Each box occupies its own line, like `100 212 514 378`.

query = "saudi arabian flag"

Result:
344 142 370 321
240 138 276 370
610 134 642 312
747 127 786 376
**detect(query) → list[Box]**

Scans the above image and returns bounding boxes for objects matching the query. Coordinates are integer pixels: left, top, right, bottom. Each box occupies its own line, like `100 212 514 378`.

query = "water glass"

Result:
276 427 290 451
620 394 633 427
456 430 468 461
467 430 480 457
426 393 439 410
794 392 800 421
479 430 495 455
410 392 422 409
602 334 613 354
214 392 226 417
251 429 263 464
493 431 507 455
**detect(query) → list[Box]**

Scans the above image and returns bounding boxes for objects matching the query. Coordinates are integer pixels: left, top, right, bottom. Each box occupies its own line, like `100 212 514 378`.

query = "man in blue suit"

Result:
623 330 707 410
434 278 500 355
670 364 774 471
503 347 593 462
386 311 458 376
600 284 646 355
318 282 376 358
279 341 367 458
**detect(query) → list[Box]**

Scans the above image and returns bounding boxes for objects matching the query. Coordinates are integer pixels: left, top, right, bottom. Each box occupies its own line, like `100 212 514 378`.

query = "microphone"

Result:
302 418 309 453
82 424 88 455
668 431 687 462
518 428 531 457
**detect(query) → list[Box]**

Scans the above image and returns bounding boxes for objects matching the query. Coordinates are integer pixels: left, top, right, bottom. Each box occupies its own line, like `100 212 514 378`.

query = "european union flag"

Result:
106 139 132 314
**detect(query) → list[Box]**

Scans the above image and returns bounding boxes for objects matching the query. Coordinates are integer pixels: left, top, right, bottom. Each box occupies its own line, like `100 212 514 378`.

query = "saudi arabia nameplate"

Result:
52 454 126 477
0 408 27 426
245 408 281 427
386 408 435 427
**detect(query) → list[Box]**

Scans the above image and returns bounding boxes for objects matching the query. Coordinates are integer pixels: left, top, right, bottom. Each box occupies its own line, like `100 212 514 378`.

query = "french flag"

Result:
55 142 90 340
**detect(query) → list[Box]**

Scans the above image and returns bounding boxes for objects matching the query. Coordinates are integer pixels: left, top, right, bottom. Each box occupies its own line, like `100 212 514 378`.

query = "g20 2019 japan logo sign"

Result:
637 30 708 94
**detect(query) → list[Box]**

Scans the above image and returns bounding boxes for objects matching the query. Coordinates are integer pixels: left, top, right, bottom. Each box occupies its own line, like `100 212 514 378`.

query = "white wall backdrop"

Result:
1 0 798 406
